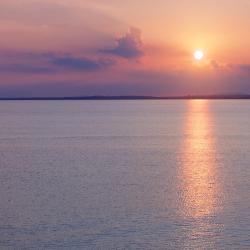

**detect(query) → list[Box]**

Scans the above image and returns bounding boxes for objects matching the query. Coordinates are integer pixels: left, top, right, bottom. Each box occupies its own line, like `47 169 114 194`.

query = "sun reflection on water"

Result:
180 100 221 218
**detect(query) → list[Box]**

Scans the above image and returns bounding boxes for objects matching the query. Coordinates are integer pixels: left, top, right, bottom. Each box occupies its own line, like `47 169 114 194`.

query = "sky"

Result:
0 0 250 97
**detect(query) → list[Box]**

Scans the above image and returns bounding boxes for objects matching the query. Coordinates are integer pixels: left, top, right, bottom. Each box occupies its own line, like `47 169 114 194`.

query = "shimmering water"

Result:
0 100 249 249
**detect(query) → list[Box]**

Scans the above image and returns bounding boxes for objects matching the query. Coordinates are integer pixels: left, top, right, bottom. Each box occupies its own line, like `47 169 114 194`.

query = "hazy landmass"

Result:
0 95 250 100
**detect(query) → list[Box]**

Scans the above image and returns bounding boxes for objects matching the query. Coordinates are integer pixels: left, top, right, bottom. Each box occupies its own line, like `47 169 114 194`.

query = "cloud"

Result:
216 62 250 74
51 55 114 71
100 27 144 58
209 60 241 72
0 51 114 74
0 64 54 74
0 0 70 25
237 64 250 74
210 59 220 69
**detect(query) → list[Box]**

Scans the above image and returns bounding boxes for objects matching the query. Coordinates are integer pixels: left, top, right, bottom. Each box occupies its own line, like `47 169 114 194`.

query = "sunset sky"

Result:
1 0 250 97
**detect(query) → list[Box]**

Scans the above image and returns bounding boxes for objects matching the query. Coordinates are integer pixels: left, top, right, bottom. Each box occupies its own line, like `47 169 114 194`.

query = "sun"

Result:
194 50 204 61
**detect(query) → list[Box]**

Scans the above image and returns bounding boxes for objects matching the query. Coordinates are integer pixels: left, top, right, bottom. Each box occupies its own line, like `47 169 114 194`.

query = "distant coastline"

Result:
0 95 250 100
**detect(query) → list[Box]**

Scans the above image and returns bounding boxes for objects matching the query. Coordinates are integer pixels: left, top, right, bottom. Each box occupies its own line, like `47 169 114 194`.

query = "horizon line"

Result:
1 94 250 100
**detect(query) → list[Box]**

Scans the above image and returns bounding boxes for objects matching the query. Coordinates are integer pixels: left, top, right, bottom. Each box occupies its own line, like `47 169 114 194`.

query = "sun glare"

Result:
194 50 204 61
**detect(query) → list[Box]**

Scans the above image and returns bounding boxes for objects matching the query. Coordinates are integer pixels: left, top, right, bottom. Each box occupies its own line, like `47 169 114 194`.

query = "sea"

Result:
0 100 249 249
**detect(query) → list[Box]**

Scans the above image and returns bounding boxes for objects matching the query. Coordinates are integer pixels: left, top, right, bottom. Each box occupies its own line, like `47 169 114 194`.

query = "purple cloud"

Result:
0 64 54 74
51 55 114 71
238 64 250 74
101 27 144 58
0 52 114 74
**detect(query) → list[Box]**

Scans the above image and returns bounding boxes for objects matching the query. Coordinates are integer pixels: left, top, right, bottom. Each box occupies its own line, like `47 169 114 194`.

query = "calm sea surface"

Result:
0 100 249 249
